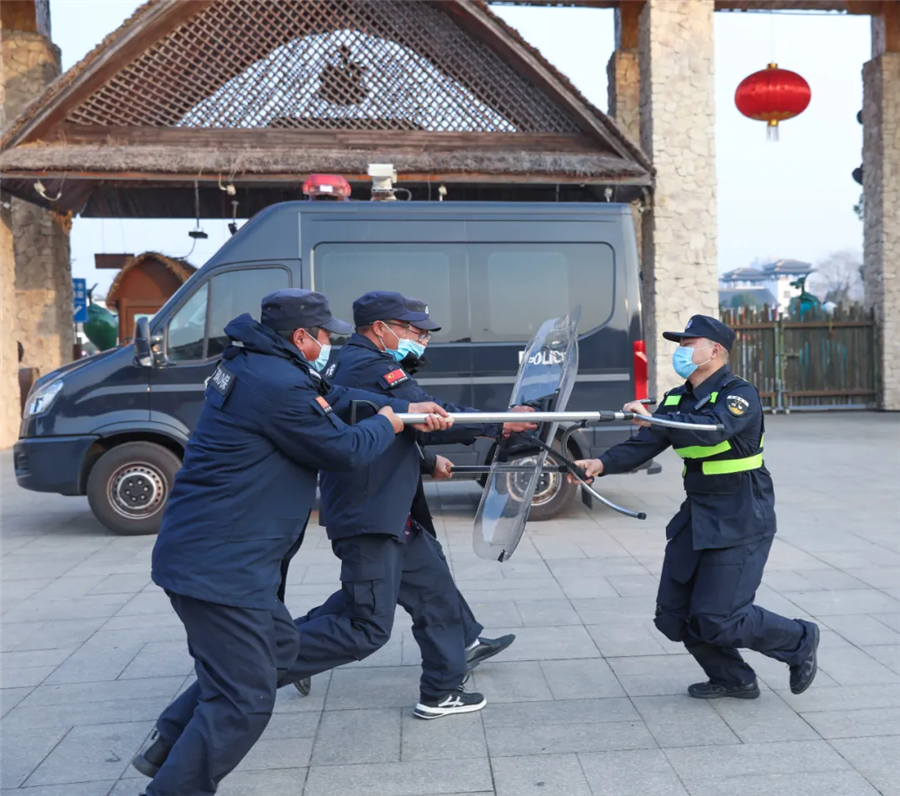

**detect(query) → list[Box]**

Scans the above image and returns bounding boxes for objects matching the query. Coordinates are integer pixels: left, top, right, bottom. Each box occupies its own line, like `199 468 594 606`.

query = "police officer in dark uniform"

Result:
130 289 450 795
283 291 534 720
573 315 820 700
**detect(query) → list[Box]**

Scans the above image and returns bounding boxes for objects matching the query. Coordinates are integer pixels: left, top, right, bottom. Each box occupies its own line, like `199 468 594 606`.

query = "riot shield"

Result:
472 307 581 562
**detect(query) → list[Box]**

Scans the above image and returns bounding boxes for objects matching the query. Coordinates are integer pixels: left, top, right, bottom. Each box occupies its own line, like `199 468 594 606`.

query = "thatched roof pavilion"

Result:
0 0 653 218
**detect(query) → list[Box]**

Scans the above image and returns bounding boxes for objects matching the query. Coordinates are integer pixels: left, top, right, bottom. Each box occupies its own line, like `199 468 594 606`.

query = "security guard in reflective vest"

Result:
574 315 820 699
130 289 450 794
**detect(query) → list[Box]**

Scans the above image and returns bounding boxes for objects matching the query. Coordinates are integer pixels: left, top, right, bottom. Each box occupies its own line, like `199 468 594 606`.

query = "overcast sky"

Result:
46 1 871 296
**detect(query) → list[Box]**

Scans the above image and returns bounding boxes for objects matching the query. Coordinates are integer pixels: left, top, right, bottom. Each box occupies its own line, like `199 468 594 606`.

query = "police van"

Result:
15 177 657 535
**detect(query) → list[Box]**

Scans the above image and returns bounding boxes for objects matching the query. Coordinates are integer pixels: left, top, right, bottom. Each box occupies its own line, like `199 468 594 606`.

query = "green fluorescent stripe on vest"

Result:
664 394 682 406
709 392 719 403
675 440 732 459
702 454 763 475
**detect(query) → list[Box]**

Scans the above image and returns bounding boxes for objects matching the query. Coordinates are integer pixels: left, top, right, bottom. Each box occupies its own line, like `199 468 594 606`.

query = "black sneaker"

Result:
292 677 311 697
132 729 170 778
466 634 516 671
790 620 820 695
688 680 760 700
414 686 486 720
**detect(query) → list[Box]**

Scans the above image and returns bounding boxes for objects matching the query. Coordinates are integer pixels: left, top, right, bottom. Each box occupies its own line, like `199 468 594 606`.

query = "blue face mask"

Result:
672 344 712 379
380 324 426 363
308 337 331 372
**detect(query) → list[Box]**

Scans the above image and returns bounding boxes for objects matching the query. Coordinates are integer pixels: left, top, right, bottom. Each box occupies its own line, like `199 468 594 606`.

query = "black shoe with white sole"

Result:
414 687 486 720
466 634 516 671
293 677 311 697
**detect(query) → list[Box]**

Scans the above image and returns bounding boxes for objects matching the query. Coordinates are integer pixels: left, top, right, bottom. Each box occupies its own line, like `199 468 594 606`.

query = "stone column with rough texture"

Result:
862 50 900 411
638 0 718 399
1 196 20 449
1 25 74 404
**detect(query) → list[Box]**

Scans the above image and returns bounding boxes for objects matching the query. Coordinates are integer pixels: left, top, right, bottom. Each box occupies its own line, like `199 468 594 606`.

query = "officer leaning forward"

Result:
574 315 820 700
130 289 450 796
284 291 535 720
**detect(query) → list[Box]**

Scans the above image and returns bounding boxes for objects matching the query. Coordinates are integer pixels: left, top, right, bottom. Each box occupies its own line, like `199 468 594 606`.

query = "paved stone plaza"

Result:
1 413 899 796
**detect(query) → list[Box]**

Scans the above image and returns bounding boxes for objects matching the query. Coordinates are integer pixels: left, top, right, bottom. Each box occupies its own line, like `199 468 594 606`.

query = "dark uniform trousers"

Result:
657 513 811 686
288 525 470 698
148 527 468 796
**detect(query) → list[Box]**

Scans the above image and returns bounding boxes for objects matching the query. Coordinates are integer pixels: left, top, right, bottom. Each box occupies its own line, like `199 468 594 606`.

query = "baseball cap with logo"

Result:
352 291 441 331
662 314 736 351
260 289 352 335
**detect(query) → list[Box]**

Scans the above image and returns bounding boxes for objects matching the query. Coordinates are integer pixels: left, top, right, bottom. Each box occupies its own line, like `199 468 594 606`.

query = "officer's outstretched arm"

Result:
327 384 409 419
599 425 671 476
388 379 499 445
266 383 399 471
663 385 760 448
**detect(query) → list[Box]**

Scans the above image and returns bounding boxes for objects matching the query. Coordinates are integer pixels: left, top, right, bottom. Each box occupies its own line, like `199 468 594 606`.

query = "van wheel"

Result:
86 442 181 536
527 447 578 522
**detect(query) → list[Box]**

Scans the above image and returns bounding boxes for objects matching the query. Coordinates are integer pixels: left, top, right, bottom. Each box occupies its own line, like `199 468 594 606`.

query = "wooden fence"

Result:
720 305 878 412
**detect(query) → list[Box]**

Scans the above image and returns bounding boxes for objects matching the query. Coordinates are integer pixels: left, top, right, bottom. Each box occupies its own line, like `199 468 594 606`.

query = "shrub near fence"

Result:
720 305 878 412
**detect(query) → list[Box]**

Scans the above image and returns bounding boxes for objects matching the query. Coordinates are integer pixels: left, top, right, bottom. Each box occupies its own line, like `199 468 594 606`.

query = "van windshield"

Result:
314 242 614 344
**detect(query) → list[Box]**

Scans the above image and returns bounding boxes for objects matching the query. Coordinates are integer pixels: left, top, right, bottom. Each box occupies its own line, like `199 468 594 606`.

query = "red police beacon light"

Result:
735 63 811 142
302 174 352 201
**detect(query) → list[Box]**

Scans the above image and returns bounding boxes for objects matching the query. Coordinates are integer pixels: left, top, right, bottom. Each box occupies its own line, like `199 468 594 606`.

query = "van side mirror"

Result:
134 317 164 368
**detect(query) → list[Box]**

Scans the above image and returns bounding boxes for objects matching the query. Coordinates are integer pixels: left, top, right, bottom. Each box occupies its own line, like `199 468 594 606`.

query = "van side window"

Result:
167 282 208 362
165 267 289 362
467 243 616 343
206 268 290 358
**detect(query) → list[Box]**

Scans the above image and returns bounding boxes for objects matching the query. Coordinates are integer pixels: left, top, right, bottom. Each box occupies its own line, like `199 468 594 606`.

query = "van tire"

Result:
527 447 578 522
86 442 181 536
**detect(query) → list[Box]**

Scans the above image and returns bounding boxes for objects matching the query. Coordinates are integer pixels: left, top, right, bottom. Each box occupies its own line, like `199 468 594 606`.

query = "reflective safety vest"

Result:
662 382 765 478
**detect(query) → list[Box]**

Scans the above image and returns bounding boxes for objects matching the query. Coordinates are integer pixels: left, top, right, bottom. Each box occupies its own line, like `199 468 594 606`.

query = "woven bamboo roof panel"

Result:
63 0 580 135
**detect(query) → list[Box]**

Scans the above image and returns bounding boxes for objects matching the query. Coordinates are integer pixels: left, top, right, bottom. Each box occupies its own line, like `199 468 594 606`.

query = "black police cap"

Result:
662 315 736 352
352 291 442 331
260 289 352 335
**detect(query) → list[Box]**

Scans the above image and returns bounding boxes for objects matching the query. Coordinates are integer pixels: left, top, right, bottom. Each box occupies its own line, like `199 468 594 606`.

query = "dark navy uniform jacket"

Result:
151 315 410 610
599 366 774 550
319 334 499 541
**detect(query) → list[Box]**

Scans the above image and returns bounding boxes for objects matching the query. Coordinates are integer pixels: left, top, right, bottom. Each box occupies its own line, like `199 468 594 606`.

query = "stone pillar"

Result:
638 0 718 399
1 194 20 449
862 6 900 411
1 0 74 422
607 2 641 144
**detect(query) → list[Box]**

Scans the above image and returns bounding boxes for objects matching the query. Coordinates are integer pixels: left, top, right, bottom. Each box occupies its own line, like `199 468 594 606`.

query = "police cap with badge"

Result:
663 315 748 417
261 289 353 336
353 291 441 388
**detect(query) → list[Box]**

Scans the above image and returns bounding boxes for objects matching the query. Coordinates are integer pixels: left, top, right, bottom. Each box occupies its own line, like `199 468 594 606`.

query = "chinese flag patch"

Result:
315 395 332 414
384 369 407 384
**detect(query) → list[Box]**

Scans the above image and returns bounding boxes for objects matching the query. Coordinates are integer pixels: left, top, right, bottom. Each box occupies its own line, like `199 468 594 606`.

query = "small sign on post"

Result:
73 278 87 323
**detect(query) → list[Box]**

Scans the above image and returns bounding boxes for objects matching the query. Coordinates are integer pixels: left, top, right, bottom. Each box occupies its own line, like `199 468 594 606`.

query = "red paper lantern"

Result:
735 63 811 141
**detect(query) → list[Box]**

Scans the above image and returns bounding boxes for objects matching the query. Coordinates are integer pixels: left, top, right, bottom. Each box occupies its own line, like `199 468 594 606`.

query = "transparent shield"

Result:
472 307 581 561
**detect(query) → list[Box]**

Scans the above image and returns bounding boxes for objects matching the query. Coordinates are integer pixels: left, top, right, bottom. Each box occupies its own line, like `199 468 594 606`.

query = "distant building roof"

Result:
759 259 813 276
721 267 768 282
721 259 813 283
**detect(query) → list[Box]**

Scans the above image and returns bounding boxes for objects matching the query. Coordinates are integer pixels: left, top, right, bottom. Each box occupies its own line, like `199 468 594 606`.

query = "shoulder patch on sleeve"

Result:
726 394 750 416
207 363 235 397
379 368 410 389
312 395 333 415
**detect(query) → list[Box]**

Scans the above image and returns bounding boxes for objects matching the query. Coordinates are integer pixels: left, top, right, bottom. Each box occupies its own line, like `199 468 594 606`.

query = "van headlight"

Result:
25 380 64 417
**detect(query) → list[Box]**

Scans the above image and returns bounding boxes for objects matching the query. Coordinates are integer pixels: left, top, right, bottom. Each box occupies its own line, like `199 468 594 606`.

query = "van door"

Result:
150 265 292 435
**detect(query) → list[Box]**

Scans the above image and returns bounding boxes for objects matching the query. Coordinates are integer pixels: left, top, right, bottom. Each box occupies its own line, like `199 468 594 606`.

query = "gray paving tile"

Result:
709 693 820 742
0 685 32 718
684 771 882 796
1 647 76 669
211 767 307 796
234 737 312 771
830 736 900 796
469 625 599 661
310 708 400 765
261 710 322 740
24 720 150 786
570 596 655 625
844 567 900 590
491 753 591 796
800 707 900 739
821 614 900 646
872 612 900 632
324 667 420 711
11 618 108 652
0 620 43 651
1 666 57 688
607 655 712 697
482 698 639 729
539 658 626 699
458 599 522 629
2 594 133 624
557 575 621 599
862 643 900 674
587 622 668 657
579 749 690 796
633 695 740 749
775 683 900 712
470 661 553 703
118 641 194 680
87 573 151 595
303 757 492 796
606 574 662 597
665 740 851 783
44 639 145 685
400 709 487 761
1 781 118 796
790 568 876 591
18 677 184 708
817 645 900 686
513 599 581 626
113 591 176 617
0 725 69 789
2 696 173 732
787 589 900 617
485 717 655 756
